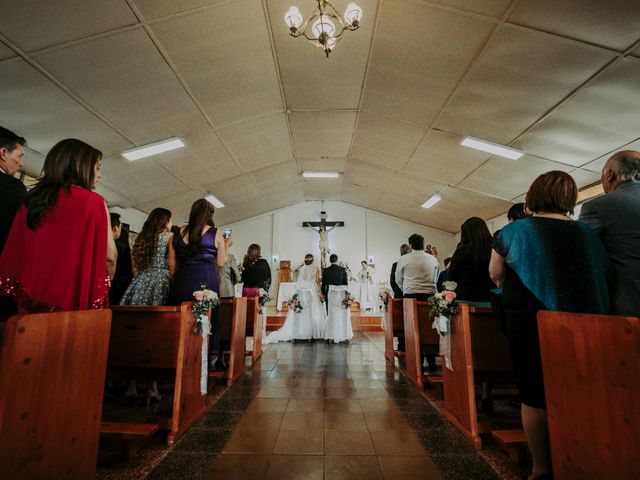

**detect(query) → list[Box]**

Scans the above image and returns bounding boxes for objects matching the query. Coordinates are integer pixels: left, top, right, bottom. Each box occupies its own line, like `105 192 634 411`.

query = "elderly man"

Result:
579 150 640 316
0 126 27 321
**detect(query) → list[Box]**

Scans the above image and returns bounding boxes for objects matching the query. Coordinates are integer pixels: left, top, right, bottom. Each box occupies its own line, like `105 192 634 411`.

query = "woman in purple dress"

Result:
168 199 229 366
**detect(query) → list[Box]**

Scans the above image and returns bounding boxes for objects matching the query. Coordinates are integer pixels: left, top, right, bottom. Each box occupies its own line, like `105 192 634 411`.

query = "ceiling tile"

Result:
403 129 490 185
137 189 207 225
0 0 137 52
0 60 132 158
156 131 241 187
340 183 383 206
581 138 640 173
252 160 299 186
570 168 601 189
203 174 260 206
269 0 377 110
219 113 293 171
132 0 226 19
361 0 494 125
21 148 45 178
385 171 446 205
0 42 16 61
289 111 356 158
33 29 210 145
351 112 425 168
96 184 134 208
299 158 347 173
518 58 640 166
151 0 282 126
459 155 573 200
303 179 343 199
436 25 614 144
426 0 511 18
509 0 640 51
344 158 396 190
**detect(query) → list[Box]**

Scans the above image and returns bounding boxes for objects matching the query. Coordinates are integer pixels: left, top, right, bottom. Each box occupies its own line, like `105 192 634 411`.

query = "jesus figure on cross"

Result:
303 211 344 269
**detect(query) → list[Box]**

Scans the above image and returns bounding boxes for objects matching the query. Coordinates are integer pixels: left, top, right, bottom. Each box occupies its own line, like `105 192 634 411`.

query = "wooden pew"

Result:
244 297 263 363
402 298 440 389
538 311 640 479
218 298 247 386
442 303 515 449
107 303 205 446
0 310 112 479
384 298 404 363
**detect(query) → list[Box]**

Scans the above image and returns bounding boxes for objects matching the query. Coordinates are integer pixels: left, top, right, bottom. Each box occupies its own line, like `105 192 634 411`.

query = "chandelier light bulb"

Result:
311 16 336 39
284 6 303 31
344 2 363 26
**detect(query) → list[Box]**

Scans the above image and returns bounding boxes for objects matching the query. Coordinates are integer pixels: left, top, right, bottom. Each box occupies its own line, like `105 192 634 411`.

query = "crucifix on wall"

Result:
302 211 345 269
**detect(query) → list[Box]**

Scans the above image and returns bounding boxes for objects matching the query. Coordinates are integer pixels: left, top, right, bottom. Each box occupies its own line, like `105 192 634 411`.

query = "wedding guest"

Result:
0 126 27 321
0 138 116 312
436 257 452 292
121 208 172 306
108 212 133 305
390 244 410 298
241 243 271 297
121 208 172 402
507 202 528 222
448 217 496 302
579 150 640 316
490 170 609 480
169 199 228 369
218 238 241 298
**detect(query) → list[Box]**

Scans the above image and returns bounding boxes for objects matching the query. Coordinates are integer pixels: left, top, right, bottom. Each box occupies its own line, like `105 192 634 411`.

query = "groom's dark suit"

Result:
321 263 348 312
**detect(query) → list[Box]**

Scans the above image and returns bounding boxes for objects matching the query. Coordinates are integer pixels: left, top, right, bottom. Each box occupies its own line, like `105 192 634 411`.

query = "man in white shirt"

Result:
394 233 439 367
395 233 440 300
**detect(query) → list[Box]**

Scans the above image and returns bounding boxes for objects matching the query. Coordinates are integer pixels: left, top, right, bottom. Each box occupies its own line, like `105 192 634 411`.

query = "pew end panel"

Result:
108 303 206 447
538 311 640 480
0 310 112 479
219 298 247 386
403 299 439 389
384 299 404 362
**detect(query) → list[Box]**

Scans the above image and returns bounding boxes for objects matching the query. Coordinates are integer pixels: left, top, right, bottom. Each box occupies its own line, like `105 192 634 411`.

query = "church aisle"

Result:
145 334 500 480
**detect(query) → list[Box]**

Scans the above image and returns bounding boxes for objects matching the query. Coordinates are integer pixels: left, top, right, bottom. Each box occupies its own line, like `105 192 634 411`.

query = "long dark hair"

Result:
458 217 492 265
132 208 172 271
184 199 215 256
25 139 102 230
242 244 262 271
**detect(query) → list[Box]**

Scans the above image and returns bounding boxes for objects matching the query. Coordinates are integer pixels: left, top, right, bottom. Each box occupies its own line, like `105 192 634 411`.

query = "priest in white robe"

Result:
356 261 376 311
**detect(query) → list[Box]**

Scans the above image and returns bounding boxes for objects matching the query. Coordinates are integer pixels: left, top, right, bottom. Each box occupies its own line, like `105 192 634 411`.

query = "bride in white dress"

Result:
265 254 327 343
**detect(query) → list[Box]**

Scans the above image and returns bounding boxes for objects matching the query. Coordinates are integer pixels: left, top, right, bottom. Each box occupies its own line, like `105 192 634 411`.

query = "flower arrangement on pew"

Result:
342 291 356 309
192 285 219 335
258 288 271 314
429 281 458 336
379 287 392 310
286 293 303 313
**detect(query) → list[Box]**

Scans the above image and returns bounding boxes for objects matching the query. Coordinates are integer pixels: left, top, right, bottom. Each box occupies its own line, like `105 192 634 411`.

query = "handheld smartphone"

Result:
223 228 232 239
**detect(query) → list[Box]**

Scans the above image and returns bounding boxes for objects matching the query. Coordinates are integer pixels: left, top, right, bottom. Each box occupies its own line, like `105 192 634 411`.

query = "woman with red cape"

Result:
0 138 117 313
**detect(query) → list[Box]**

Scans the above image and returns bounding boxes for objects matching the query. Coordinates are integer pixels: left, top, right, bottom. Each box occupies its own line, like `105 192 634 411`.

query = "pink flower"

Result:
444 291 457 303
193 291 204 301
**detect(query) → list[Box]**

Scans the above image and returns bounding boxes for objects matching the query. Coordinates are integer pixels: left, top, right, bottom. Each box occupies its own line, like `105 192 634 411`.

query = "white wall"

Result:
221 201 457 298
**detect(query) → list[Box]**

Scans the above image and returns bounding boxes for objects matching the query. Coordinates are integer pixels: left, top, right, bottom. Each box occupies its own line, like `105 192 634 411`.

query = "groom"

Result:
321 254 349 313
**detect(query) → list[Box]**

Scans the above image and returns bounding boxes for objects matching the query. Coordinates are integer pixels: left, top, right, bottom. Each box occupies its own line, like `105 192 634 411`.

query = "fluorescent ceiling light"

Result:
421 194 442 209
205 194 225 209
123 138 184 161
303 171 340 178
460 136 523 160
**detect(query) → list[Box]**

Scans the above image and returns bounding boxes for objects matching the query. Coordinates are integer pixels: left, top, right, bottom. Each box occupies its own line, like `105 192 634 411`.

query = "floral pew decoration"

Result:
285 293 303 313
378 287 392 311
429 281 458 370
192 285 219 394
342 291 356 309
257 288 271 315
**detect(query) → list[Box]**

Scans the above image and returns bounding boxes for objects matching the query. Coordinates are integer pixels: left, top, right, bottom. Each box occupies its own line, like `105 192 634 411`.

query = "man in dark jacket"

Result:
0 126 27 321
321 254 348 312
390 244 409 297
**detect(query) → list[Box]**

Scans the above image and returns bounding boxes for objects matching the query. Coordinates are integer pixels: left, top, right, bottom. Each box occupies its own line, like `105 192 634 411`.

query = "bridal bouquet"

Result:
192 285 219 335
428 281 458 336
286 293 303 313
342 291 356 309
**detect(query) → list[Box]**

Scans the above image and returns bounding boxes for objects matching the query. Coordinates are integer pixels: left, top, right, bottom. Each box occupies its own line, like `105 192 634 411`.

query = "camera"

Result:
223 228 232 239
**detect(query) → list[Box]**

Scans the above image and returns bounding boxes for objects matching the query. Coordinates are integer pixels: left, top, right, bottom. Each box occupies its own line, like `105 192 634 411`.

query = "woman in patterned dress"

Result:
120 207 172 402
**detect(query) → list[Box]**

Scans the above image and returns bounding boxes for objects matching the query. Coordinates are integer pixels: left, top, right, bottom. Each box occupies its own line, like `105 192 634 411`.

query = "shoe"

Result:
146 381 162 405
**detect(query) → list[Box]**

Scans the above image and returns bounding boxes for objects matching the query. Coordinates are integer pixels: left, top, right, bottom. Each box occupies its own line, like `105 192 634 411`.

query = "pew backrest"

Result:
538 311 640 480
0 310 112 479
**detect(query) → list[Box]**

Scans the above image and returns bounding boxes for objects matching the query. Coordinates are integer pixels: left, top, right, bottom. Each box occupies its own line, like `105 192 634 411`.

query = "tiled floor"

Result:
144 334 502 480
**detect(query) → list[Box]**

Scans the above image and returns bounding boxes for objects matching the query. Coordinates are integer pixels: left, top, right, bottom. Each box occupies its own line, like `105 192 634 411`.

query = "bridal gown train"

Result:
264 264 327 344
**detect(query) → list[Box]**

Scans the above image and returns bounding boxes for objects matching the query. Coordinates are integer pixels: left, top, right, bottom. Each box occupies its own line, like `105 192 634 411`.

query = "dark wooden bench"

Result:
442 303 516 449
218 298 247 386
0 310 112 479
100 421 159 458
107 303 205 446
384 298 404 363
538 311 640 479
491 429 527 463
403 298 441 389
244 297 263 363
